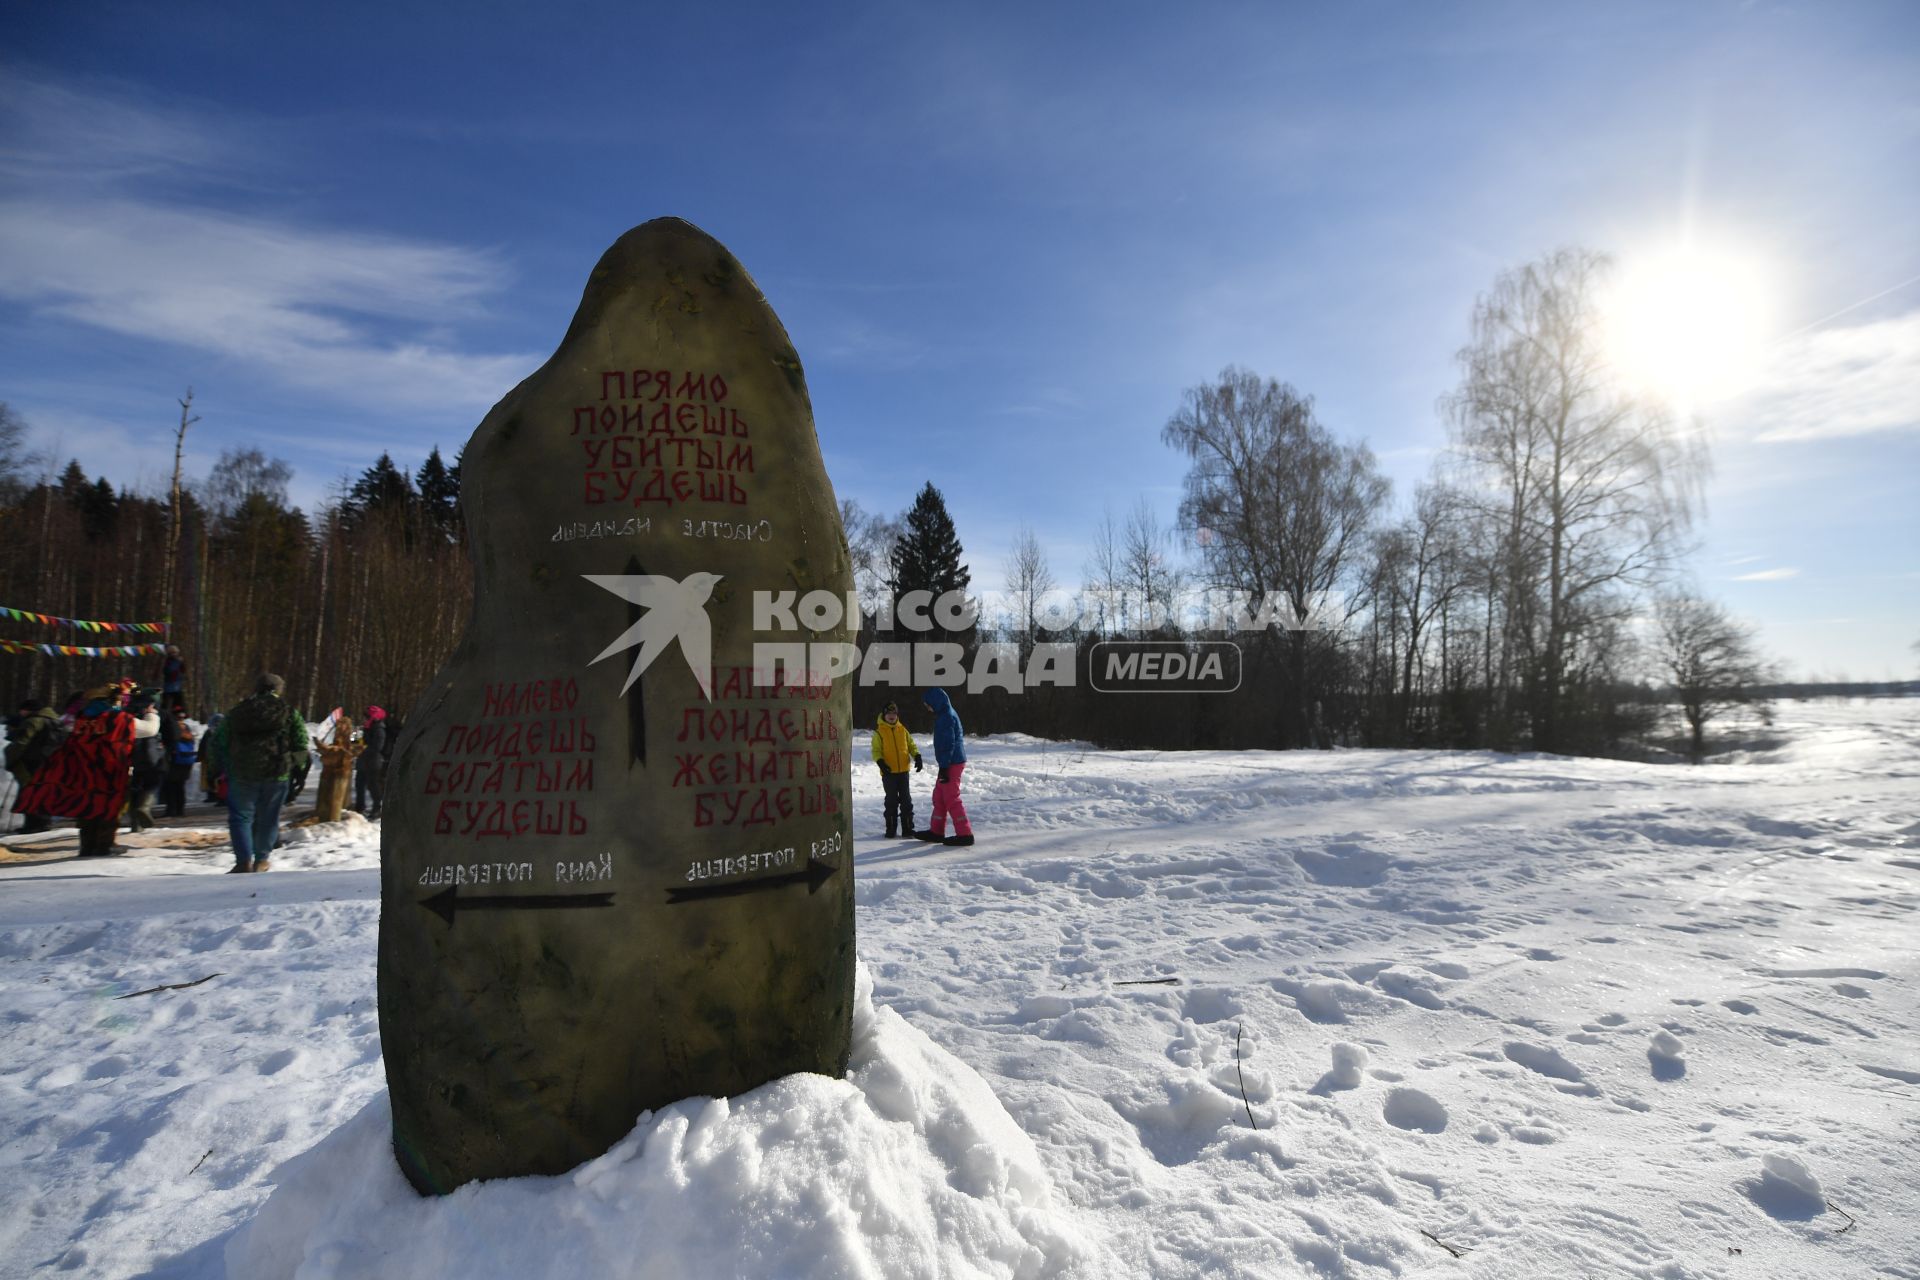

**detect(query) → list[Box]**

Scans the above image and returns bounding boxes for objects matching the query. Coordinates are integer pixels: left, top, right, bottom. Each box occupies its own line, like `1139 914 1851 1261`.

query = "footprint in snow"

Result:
1180 987 1242 1025
1858 1063 1920 1085
1292 842 1391 888
1648 1030 1686 1081
1382 1087 1448 1133
256 1047 300 1075
1503 1042 1596 1094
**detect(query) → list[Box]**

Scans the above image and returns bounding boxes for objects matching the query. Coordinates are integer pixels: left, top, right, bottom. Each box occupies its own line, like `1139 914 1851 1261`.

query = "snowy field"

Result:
1 700 1916 1278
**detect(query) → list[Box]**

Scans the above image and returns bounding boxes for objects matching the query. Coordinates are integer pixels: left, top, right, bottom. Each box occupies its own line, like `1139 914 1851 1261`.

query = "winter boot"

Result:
227 862 252 873
885 823 897 839
912 829 944 842
942 834 975 847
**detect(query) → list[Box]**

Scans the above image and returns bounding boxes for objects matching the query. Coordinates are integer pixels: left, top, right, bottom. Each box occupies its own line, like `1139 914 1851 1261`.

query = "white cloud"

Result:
1723 311 1920 443
0 72 239 186
0 73 537 415
1731 567 1801 581
0 199 536 412
14 408 177 496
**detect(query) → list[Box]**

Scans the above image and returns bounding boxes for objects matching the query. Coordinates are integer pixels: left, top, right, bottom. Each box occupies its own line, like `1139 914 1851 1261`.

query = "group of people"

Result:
4 661 398 872
6 679 205 854
10 663 969 860
871 688 974 846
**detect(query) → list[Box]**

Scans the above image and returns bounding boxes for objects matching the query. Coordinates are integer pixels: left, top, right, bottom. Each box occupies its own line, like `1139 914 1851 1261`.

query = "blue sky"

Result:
2 0 1915 677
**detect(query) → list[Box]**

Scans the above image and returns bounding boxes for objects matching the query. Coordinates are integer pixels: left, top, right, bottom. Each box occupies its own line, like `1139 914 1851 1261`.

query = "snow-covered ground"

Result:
2 700 1916 1278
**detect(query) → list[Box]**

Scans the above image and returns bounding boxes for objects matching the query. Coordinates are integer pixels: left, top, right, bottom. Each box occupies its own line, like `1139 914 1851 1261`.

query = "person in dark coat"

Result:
355 705 389 819
160 645 187 712
126 692 165 832
200 713 226 804
6 698 61 834
20 682 136 856
912 687 974 847
210 674 308 873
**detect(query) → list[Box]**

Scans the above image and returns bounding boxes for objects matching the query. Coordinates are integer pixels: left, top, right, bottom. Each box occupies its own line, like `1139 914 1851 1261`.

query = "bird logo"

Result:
583 571 724 701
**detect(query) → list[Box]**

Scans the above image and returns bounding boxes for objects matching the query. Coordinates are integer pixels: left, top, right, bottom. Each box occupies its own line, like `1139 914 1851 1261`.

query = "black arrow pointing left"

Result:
419 885 615 927
667 857 839 905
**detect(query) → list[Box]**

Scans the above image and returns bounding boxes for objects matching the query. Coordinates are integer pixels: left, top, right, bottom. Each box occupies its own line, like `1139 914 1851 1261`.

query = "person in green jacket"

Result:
212 674 309 873
870 700 922 839
5 698 60 834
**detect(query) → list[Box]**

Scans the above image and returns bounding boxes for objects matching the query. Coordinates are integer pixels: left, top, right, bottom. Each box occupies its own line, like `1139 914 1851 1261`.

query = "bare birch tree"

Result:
1083 508 1123 636
1653 590 1772 760
1003 524 1055 651
1120 498 1182 633
1445 249 1705 751
1163 366 1389 745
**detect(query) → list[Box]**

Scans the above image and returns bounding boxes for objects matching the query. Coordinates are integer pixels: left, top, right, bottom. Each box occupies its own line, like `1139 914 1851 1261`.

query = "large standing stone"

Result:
378 219 856 1195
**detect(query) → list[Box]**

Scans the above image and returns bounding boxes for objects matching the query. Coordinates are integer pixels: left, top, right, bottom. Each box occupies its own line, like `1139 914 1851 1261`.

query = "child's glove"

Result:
937 767 950 784
913 757 923 773
875 763 886 780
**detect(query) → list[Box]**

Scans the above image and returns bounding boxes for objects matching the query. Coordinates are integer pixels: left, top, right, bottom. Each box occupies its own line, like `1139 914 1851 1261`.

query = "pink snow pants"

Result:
930 762 971 836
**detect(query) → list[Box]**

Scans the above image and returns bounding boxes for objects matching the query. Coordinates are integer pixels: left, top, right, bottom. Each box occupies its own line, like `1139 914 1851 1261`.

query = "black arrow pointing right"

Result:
666 857 839 905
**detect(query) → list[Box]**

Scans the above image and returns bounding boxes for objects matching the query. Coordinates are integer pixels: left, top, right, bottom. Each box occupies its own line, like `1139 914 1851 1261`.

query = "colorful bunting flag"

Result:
0 639 167 658
0 606 169 634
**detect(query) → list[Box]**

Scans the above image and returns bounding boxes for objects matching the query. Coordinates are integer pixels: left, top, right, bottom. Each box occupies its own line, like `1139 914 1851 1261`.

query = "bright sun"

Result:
1602 244 1772 407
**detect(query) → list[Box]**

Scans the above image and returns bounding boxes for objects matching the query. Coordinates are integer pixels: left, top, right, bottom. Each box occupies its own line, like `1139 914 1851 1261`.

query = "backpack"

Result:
228 693 300 781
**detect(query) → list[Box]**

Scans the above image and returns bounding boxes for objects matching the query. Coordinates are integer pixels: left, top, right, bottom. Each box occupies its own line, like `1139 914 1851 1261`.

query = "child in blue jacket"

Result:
913 687 974 847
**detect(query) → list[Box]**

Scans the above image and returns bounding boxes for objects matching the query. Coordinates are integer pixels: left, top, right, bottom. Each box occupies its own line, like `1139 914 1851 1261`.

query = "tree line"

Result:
3 247 1788 759
0 426 469 726
848 249 1777 760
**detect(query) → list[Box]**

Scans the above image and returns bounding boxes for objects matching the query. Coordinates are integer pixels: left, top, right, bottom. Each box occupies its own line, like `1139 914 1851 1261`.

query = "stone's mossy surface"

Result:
378 219 855 1195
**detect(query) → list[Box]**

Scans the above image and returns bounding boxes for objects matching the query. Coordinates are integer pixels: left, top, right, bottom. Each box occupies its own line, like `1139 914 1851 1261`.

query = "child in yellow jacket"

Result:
871 700 923 838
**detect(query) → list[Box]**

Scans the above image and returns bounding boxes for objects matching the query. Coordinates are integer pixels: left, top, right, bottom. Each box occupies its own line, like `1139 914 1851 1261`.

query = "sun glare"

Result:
1602 244 1772 408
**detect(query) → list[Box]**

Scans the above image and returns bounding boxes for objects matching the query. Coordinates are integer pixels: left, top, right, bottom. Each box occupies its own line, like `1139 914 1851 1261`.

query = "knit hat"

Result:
256 673 286 695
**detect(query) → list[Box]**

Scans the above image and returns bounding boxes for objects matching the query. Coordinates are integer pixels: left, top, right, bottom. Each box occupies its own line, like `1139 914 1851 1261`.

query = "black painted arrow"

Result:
419 885 615 926
667 857 839 905
624 552 647 768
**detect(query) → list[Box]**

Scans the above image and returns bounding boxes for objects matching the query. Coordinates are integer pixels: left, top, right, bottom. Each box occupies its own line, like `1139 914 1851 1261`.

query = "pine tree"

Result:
889 482 971 638
416 446 460 533
78 476 120 541
345 453 414 519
